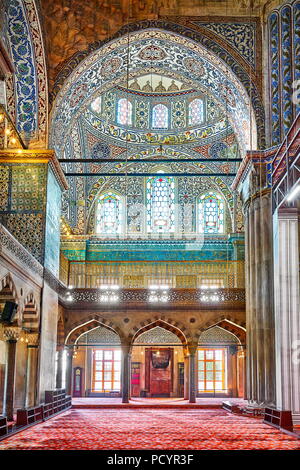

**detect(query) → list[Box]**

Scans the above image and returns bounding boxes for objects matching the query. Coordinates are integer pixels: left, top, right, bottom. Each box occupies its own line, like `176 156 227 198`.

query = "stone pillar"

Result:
243 190 276 407
121 344 131 403
25 334 39 408
3 327 21 420
183 347 189 400
273 208 300 424
65 347 73 396
56 347 64 389
188 343 197 403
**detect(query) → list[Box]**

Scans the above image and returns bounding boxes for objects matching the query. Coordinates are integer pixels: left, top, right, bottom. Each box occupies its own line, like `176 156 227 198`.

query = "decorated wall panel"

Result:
199 326 240 344
3 0 47 145
268 1 300 145
78 326 120 345
135 326 181 344
0 163 47 262
44 169 62 277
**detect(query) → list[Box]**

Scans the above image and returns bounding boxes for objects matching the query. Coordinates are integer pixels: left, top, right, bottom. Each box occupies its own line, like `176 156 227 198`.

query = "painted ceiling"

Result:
50 30 256 157
49 28 253 235
39 0 272 88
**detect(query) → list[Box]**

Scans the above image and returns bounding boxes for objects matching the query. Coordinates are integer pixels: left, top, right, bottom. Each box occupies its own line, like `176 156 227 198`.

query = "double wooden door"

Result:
145 348 173 397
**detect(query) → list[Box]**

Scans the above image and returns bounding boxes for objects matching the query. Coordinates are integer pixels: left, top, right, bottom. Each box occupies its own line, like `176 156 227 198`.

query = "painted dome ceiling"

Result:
82 77 232 151
61 67 241 180
52 28 252 234
52 29 256 160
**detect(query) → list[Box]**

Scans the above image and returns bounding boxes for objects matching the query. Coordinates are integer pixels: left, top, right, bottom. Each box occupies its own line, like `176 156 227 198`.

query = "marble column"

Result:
65 347 73 396
273 208 300 424
188 343 197 403
121 344 131 403
3 327 21 420
25 334 39 408
243 190 276 407
56 348 64 389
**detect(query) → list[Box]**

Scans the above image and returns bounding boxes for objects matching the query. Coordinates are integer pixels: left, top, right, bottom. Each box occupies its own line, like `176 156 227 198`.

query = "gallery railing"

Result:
63 260 245 289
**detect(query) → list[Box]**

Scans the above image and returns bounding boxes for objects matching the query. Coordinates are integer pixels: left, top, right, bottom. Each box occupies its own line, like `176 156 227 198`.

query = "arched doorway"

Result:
0 274 19 415
70 324 122 398
197 325 244 398
131 322 187 398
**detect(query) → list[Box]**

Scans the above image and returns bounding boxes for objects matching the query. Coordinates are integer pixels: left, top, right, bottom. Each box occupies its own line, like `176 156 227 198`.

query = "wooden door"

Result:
146 348 173 397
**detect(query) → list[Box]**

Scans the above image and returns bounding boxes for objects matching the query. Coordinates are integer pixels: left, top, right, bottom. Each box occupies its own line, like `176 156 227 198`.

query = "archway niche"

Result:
131 321 187 398
66 322 122 398
197 325 245 399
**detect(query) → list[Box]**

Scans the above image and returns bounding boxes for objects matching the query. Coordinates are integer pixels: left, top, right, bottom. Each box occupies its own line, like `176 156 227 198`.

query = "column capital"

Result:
3 327 22 342
27 333 39 347
187 342 198 356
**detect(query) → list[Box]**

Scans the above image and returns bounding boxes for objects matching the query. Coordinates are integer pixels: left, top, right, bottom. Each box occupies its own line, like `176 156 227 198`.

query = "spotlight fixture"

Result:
148 285 170 303
99 285 120 303
65 291 73 302
200 289 220 302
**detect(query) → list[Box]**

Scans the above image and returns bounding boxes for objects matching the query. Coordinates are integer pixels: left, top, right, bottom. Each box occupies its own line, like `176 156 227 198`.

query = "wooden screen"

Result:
92 349 121 392
197 348 227 393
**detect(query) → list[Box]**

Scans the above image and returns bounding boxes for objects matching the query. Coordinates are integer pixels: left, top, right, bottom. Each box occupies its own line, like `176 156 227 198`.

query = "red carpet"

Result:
0 409 299 450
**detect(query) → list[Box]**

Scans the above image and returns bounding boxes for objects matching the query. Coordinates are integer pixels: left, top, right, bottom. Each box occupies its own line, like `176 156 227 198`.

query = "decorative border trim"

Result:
0 149 68 190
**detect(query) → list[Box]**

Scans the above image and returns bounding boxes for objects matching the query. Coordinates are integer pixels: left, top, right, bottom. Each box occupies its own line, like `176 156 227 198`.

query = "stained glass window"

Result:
117 98 132 125
197 348 227 393
146 175 175 233
152 103 168 129
198 192 224 234
96 192 122 235
91 96 102 114
188 98 204 125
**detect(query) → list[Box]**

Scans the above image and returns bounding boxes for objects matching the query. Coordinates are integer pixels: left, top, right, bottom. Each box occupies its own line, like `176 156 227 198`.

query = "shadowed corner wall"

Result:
0 149 66 401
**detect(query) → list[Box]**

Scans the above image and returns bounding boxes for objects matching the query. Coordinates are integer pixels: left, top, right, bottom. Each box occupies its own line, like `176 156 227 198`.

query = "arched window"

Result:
152 103 168 129
96 192 122 235
91 96 102 114
188 98 203 125
198 192 225 234
146 175 175 233
117 98 132 125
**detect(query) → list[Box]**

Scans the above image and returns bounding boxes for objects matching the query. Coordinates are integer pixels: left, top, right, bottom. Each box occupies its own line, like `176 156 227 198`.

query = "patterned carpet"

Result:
0 408 299 450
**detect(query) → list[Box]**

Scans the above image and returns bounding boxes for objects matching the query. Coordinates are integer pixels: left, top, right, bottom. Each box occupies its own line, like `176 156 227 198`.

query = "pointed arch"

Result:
199 325 242 345
197 316 246 344
66 318 123 345
4 0 48 145
0 273 19 325
22 292 39 331
50 26 262 159
95 190 124 235
198 191 225 234
130 319 189 345
0 273 18 303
